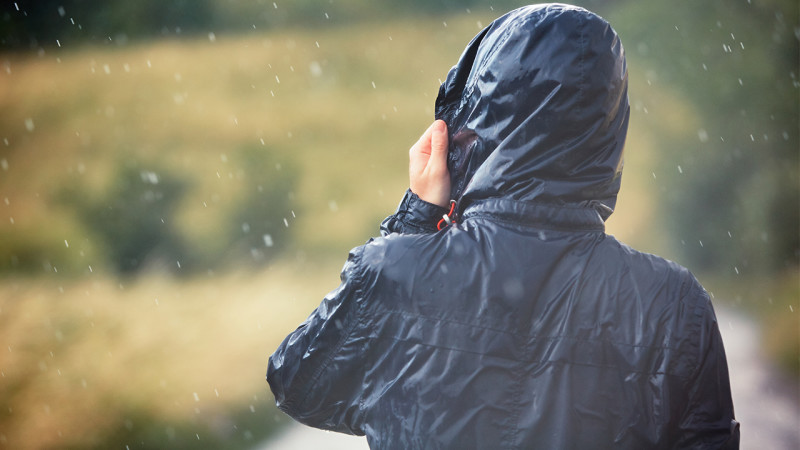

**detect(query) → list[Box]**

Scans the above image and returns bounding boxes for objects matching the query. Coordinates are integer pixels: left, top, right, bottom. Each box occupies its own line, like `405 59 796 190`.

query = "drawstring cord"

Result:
437 200 458 231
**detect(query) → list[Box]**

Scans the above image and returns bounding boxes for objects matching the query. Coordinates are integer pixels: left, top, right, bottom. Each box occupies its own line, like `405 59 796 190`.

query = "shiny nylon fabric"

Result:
268 4 738 449
435 4 629 219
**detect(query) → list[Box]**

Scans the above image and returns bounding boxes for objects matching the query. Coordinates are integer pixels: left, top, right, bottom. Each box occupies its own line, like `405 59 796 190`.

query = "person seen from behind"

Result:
267 4 739 448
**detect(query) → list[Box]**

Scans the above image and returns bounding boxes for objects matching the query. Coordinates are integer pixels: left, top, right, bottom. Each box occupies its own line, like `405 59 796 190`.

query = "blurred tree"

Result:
608 0 799 275
67 163 191 275
226 145 297 266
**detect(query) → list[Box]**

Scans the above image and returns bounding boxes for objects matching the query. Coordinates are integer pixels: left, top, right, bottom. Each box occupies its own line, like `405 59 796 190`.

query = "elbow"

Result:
266 355 289 410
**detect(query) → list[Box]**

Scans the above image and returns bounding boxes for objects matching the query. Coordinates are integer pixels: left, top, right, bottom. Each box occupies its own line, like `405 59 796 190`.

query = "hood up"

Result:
435 4 629 221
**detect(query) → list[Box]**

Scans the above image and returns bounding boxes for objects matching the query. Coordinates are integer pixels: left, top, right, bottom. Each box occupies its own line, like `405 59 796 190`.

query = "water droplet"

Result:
208 32 216 42
24 118 34 132
309 61 322 77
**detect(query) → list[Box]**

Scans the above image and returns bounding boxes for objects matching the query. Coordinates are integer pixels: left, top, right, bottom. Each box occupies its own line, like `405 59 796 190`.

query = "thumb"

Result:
429 120 449 167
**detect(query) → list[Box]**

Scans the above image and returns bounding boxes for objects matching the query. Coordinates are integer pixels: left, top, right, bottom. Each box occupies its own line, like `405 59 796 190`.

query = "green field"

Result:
0 8 797 449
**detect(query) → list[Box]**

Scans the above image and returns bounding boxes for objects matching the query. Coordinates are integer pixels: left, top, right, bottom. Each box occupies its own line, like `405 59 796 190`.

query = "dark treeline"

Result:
1 0 540 49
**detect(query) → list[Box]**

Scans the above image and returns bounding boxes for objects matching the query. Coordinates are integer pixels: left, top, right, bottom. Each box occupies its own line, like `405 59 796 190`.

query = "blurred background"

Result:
0 0 797 448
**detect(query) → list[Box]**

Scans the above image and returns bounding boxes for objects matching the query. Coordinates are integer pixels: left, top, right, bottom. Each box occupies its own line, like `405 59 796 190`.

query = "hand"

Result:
409 120 450 208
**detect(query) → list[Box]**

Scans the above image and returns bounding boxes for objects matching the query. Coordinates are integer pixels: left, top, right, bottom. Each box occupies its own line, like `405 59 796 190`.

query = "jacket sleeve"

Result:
380 189 448 236
267 246 370 435
678 284 740 449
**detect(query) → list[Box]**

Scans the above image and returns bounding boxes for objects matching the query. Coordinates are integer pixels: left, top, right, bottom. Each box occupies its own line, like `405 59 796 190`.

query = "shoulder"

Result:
602 235 702 296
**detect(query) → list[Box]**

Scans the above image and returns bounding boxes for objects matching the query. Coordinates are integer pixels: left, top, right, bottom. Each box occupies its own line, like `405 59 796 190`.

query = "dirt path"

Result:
258 305 800 449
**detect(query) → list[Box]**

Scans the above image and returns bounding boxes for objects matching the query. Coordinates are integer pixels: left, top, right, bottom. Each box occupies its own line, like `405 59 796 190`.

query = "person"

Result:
267 4 739 448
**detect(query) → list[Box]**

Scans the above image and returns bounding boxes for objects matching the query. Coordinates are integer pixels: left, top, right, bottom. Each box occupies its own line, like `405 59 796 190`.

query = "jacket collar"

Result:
460 197 605 232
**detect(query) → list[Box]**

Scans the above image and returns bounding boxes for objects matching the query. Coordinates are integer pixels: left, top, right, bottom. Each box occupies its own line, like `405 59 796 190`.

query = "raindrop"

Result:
371 81 376 89
208 32 216 42
103 64 110 75
315 41 320 48
309 61 322 77
734 266 739 274
283 218 289 227
698 129 708 142
56 40 61 47
193 392 200 402
677 165 683 174
328 200 338 212
1 160 7 171
275 75 280 83
58 6 65 17
64 240 69 248
263 234 273 247
790 305 795 313
24 118 34 132
273 2 277 8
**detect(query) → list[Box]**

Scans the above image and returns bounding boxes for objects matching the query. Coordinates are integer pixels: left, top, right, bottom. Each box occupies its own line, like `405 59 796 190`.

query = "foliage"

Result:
225 145 298 266
606 0 799 275
62 163 191 275
0 0 537 49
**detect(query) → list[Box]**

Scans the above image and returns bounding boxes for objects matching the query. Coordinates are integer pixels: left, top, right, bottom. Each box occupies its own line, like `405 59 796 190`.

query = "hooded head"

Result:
435 4 629 221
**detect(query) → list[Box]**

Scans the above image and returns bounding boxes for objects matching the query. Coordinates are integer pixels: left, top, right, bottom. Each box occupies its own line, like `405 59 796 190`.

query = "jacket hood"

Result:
435 4 629 220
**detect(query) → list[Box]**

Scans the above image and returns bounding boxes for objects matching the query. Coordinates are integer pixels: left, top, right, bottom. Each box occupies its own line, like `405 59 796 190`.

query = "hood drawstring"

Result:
437 200 458 231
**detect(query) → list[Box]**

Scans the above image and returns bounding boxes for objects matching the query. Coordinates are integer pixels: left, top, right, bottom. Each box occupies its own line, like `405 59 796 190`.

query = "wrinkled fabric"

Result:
268 4 738 449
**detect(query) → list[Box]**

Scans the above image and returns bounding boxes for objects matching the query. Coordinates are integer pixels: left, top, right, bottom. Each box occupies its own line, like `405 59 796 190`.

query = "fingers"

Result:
429 120 449 168
413 121 437 156
408 120 451 208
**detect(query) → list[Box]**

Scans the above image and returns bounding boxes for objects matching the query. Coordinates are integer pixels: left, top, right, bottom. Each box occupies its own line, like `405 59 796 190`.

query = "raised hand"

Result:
409 120 450 208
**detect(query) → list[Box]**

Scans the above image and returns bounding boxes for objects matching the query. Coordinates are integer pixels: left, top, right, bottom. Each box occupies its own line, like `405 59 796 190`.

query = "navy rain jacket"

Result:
268 4 739 448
